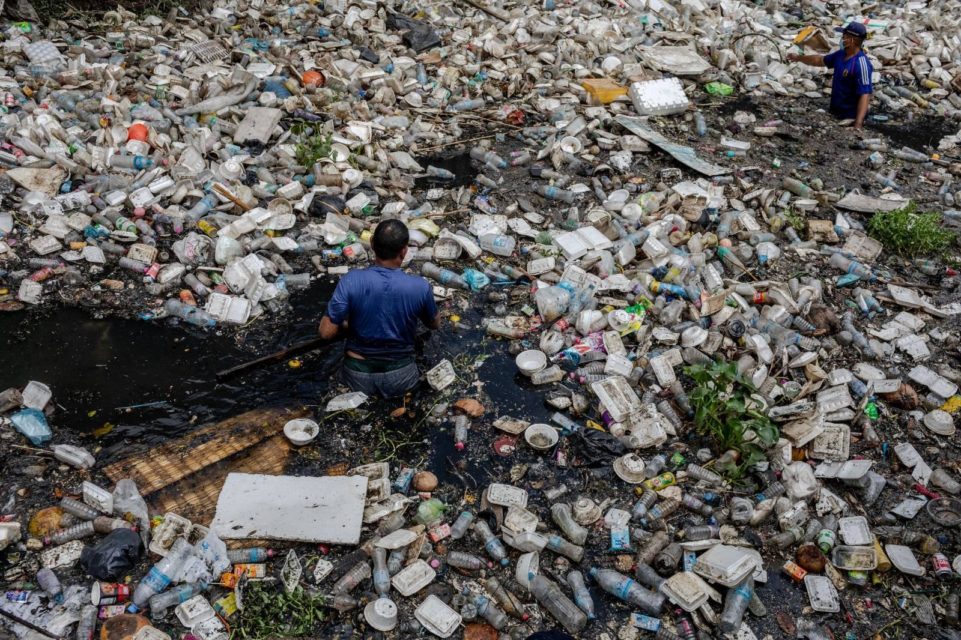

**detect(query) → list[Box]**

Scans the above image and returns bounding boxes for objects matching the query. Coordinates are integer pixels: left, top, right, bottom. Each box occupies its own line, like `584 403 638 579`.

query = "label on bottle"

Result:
140 566 172 594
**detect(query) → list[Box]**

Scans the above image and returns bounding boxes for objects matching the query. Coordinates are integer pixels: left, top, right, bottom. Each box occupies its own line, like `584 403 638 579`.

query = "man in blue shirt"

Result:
787 22 873 129
319 220 441 398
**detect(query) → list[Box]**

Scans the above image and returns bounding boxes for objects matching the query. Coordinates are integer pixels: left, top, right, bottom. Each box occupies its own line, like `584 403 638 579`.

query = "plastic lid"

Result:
364 598 398 632
923 409 956 436
885 544 924 577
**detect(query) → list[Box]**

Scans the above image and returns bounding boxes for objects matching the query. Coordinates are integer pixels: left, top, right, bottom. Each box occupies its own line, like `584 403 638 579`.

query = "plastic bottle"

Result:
535 184 575 203
387 548 405 575
372 547 390 597
447 551 490 571
226 548 274 563
472 594 508 630
634 561 666 592
655 543 683 574
453 415 470 451
77 605 97 640
644 455 667 479
450 511 474 540
129 539 193 611
589 568 664 615
484 577 528 621
632 490 658 521
531 575 588 634
330 561 371 595
425 165 456 181
681 523 719 541
479 234 516 257
685 464 724 485
185 193 219 223
164 299 216 327
546 534 584 562
550 503 589 545
46 521 96 545
422 262 469 289
448 98 485 112
755 481 785 502
829 253 875 280
531 365 564 385
637 531 671 566
470 147 508 170
566 570 596 620
693 112 707 137
681 494 713 517
474 520 510 566
59 498 99 521
109 154 154 170
148 582 204 614
719 577 753 633
36 568 64 604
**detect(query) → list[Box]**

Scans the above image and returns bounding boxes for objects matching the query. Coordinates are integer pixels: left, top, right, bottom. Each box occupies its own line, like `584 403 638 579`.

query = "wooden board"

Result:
102 406 308 524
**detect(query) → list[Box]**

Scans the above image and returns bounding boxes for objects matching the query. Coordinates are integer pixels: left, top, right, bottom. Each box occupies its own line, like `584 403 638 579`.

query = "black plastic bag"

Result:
80 529 143 580
569 429 626 468
386 12 440 52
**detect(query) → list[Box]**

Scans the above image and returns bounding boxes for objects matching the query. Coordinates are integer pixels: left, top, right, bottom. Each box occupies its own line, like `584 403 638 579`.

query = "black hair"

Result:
371 219 409 260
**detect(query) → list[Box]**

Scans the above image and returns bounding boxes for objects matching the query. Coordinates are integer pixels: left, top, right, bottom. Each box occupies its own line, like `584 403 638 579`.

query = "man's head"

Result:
836 22 867 49
371 219 409 263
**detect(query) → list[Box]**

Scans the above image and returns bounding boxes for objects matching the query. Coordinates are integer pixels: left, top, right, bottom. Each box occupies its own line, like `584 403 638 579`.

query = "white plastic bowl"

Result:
515 350 547 376
524 424 559 450
283 419 319 446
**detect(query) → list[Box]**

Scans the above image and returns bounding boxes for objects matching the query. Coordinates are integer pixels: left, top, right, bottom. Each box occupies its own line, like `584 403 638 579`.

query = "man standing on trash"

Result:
319 219 441 398
787 22 873 130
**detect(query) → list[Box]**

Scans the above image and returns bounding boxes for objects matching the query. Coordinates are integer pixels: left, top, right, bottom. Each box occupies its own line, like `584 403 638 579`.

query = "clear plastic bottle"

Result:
634 561 666 592
450 511 475 540
483 577 528 621
550 503 588 545
474 520 510 566
472 594 508 630
330 561 371 595
685 464 724 486
226 548 274 563
654 543 683 574
531 365 564 385
589 568 664 615
447 551 490 571
421 262 469 289
693 112 707 137
164 299 216 327
478 234 516 257
535 184 575 203
636 531 671 566
36 568 64 604
546 534 584 562
77 604 97 640
109 154 154 170
45 521 95 546
681 523 719 541
566 570 596 620
719 576 753 633
681 494 713 517
531 575 587 634
448 98 485 112
644 455 667 479
148 582 204 614
631 489 658 521
60 497 100 520
469 147 508 170
372 547 390 597
453 415 470 451
129 538 193 612
387 548 405 575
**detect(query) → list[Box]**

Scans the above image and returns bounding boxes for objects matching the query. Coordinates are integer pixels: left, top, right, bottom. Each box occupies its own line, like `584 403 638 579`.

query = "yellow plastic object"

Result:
581 78 627 104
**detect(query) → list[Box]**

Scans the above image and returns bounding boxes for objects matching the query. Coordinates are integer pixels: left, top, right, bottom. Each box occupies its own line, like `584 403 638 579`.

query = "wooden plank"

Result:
102 406 308 496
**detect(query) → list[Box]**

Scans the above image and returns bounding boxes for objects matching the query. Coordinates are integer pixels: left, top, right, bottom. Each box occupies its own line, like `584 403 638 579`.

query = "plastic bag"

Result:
112 479 150 548
193 530 230 582
569 429 626 468
704 82 734 96
80 529 143 580
10 408 52 445
462 268 490 291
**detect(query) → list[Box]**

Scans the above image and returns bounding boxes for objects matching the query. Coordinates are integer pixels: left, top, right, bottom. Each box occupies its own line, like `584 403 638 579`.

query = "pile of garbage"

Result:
4 0 961 636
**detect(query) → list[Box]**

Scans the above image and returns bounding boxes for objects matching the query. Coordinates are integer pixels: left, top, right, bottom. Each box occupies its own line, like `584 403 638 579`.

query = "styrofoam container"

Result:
515 551 539 591
804 575 840 613
486 483 528 508
885 544 924 576
693 544 759 587
661 571 709 612
175 594 216 628
391 559 436 597
133 627 172 640
364 598 398 632
629 78 690 116
838 516 872 546
515 350 548 376
591 376 642 422
503 506 539 534
376 528 419 550
149 512 192 557
524 424 559 450
831 545 877 571
205 293 252 325
21 381 52 410
414 595 461 638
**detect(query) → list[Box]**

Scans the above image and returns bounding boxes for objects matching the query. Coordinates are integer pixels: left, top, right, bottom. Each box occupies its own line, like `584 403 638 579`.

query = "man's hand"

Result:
786 53 800 62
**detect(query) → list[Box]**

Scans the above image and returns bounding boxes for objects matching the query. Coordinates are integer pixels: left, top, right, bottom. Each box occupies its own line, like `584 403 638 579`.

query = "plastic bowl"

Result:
283 419 319 446
524 423 559 450
364 598 398 632
515 350 547 376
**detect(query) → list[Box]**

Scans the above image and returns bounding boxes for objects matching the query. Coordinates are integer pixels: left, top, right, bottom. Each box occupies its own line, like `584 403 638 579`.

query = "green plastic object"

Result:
705 82 734 96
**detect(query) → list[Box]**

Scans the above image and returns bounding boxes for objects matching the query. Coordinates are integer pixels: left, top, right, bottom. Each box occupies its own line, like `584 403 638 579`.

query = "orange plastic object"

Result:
302 70 325 87
581 78 627 104
127 123 149 142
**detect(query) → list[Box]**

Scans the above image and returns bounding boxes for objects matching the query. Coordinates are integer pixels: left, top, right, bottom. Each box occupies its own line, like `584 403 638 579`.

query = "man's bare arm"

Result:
854 94 870 129
319 315 341 339
428 313 441 331
786 53 826 67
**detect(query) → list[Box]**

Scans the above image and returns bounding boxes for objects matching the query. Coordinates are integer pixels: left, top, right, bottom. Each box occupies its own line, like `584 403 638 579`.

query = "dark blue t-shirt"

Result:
326 266 438 359
824 49 873 119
